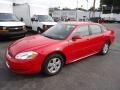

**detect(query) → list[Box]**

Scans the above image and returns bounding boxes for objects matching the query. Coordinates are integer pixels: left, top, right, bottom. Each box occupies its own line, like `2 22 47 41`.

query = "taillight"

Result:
110 30 115 40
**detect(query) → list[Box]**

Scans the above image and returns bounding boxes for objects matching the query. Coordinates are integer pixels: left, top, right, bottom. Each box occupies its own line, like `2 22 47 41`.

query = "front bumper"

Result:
0 30 27 38
5 52 44 74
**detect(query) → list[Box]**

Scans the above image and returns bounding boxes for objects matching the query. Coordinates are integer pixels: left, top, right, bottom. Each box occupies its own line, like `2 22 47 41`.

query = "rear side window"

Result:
89 25 102 35
101 26 107 32
74 25 89 37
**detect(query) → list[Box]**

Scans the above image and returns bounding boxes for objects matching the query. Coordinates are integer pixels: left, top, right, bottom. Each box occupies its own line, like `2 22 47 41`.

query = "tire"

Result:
99 42 110 55
22 34 26 37
18 34 26 38
37 27 42 34
43 54 64 76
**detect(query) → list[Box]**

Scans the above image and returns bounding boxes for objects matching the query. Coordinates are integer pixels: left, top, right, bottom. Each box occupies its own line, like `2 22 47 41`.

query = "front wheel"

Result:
99 42 110 55
37 27 42 34
43 54 64 76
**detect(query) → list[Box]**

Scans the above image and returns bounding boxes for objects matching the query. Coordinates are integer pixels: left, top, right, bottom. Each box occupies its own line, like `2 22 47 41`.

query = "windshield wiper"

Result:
43 34 56 39
9 20 17 21
42 34 63 40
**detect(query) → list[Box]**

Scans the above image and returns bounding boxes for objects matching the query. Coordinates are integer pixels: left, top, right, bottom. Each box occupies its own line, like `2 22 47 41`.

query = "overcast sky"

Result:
7 0 100 9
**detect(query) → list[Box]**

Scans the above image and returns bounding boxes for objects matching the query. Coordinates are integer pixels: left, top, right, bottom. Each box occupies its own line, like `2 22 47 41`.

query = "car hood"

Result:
41 22 57 25
0 21 25 27
9 35 60 56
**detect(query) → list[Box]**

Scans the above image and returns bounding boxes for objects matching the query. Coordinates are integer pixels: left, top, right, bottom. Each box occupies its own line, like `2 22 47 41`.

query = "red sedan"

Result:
5 22 115 76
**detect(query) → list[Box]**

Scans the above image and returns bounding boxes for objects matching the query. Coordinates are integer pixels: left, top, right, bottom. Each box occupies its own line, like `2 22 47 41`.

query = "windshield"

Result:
0 13 19 22
42 24 75 40
38 15 54 22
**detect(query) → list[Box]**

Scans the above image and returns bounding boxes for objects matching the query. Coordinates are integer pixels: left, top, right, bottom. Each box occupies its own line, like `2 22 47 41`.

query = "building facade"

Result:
52 10 101 21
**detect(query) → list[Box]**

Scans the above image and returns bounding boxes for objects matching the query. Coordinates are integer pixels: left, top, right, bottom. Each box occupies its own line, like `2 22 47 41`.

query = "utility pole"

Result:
111 0 114 13
76 0 79 21
92 0 96 17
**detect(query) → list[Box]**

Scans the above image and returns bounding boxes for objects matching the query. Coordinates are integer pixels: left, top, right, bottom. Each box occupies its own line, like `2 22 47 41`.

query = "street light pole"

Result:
76 0 79 21
92 0 96 17
76 0 89 21
111 0 114 13
86 0 89 20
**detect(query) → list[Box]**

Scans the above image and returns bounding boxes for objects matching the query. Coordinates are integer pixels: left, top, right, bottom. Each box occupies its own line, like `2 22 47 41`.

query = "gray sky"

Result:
8 0 100 9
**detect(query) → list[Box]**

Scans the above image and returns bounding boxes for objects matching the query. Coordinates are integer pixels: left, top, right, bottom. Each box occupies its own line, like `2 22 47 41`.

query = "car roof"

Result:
61 21 99 26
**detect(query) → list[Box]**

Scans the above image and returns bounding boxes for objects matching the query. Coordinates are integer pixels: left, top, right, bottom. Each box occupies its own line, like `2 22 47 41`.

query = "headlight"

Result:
3 27 7 30
0 26 6 30
0 27 7 30
0 27 8 32
15 51 38 60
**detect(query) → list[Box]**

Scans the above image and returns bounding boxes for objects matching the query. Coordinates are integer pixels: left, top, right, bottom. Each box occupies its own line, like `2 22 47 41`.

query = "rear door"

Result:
88 24 105 53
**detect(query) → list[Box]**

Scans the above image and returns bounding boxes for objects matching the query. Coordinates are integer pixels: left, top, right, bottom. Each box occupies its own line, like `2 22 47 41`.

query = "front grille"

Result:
7 26 23 32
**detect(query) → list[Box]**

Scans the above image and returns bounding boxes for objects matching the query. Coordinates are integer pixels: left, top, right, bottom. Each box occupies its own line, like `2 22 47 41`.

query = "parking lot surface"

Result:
0 24 120 90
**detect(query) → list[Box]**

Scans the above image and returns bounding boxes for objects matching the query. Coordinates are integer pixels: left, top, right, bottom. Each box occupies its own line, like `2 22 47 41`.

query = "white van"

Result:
13 3 57 33
101 13 120 23
0 1 26 38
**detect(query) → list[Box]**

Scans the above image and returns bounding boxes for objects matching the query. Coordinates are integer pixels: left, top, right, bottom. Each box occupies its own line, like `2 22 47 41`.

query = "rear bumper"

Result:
0 31 27 38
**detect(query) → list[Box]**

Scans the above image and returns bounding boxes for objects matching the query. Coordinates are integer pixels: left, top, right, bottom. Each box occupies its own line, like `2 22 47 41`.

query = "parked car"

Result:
5 22 115 76
0 1 26 39
31 15 56 33
101 13 120 23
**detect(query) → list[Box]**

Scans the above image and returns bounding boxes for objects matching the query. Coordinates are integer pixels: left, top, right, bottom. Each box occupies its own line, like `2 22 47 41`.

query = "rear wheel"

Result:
43 54 64 76
99 42 110 55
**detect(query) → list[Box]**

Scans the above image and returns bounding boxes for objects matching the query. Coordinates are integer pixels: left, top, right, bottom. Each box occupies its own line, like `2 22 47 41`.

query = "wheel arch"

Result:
106 40 111 45
43 51 67 65
37 27 42 30
41 51 67 72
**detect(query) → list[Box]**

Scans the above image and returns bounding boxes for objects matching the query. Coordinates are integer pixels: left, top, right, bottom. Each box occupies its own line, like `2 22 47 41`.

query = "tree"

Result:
100 0 120 13
100 0 120 6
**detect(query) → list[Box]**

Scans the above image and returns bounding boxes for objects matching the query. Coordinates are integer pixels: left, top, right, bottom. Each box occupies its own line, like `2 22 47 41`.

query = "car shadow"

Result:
0 51 111 83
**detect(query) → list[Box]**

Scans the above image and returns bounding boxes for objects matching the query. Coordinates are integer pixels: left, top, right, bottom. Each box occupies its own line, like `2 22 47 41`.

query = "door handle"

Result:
86 38 90 40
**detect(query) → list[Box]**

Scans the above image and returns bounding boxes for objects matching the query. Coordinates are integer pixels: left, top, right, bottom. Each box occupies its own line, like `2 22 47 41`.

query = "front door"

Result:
67 25 92 62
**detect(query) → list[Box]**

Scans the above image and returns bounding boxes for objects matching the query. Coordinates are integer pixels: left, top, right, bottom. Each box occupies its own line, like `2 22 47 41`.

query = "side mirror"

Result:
72 35 82 41
20 17 24 21
31 18 35 22
31 18 34 22
31 18 38 22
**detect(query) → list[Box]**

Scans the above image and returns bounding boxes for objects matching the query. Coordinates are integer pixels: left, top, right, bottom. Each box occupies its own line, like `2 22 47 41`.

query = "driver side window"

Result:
74 25 90 37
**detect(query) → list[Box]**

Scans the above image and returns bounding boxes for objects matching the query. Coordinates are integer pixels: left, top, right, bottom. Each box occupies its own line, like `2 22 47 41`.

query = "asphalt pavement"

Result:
0 24 120 90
